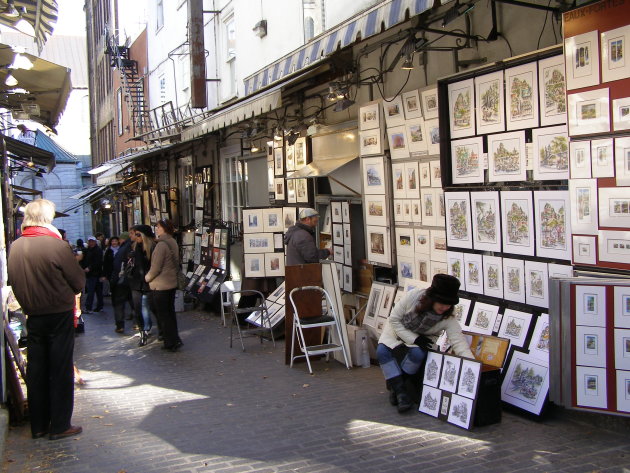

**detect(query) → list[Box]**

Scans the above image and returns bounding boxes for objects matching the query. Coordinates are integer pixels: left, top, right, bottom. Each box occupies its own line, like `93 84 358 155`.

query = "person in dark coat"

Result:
104 235 134 333
7 199 85 440
82 236 104 313
284 208 330 266
128 225 156 346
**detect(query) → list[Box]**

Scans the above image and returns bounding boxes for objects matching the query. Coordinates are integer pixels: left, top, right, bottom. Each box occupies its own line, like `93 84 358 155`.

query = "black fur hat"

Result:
426 274 460 305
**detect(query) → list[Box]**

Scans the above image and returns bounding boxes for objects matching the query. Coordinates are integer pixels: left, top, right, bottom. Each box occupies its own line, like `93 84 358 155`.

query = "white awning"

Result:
87 163 114 175
68 185 107 201
96 162 133 185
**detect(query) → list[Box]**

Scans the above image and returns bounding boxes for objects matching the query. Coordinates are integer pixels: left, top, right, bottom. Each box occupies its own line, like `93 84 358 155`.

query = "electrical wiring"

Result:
537 0 553 50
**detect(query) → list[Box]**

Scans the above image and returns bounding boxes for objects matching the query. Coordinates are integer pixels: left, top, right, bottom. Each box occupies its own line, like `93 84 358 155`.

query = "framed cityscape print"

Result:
615 137 630 185
548 263 573 279
616 370 630 413
415 228 431 255
498 309 533 348
538 55 567 126
274 178 285 201
439 355 462 393
286 179 296 203
384 95 406 127
393 199 404 222
363 283 383 328
528 313 550 361
451 137 484 184
575 284 606 327
423 351 444 388
242 208 264 233
468 302 500 336
332 223 344 245
360 130 384 156
525 260 549 308
599 187 630 228
505 62 539 131
342 202 350 223
430 229 447 262
285 142 295 171
448 79 475 139
359 101 381 130
378 284 397 318
482 254 503 299
614 328 630 370
295 178 309 203
282 207 296 232
569 179 598 235
362 156 386 194
243 233 274 254
264 253 285 277
396 227 415 257
402 89 423 119
453 297 472 329
344 245 352 266
366 225 391 266
470 191 501 252
565 30 600 90
576 366 607 409
457 358 482 400
576 326 607 368
405 162 420 198
475 70 505 134
500 190 535 256
612 97 630 131
445 191 473 249
503 257 526 303
419 385 442 418
573 235 597 265
406 120 428 154
436 190 446 227
447 393 475 430
295 137 308 170
392 162 406 198
488 131 527 182
501 350 549 415
244 254 265 278
601 25 630 84
591 138 615 178
425 118 441 155
532 125 569 181
534 190 572 261
419 161 431 186
365 194 388 227
430 160 442 188
274 147 284 175
398 255 416 284
387 125 409 159
411 199 422 223
416 256 430 283
421 87 439 120
568 88 611 136
262 208 282 233
447 251 465 281
569 140 592 179
421 188 436 227
598 230 630 264
333 245 344 264
614 285 630 329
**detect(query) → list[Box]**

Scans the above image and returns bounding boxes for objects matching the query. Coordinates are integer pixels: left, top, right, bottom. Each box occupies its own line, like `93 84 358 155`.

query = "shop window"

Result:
221 153 243 223
222 14 237 99
177 156 194 226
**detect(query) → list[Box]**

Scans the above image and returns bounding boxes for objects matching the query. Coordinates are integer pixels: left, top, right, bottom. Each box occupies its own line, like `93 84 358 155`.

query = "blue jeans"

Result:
376 343 427 380
132 290 153 332
85 276 103 311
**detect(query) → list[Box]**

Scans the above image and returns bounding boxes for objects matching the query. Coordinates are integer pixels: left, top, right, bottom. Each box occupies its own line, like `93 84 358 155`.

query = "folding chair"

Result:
229 289 275 351
220 280 241 326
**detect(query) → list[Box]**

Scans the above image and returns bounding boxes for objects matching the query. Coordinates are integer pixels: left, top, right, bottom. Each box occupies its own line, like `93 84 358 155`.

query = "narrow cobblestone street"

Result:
3 301 630 473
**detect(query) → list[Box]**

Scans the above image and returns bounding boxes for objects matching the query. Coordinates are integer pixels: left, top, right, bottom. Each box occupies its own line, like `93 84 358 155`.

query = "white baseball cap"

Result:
87 236 97 241
298 208 319 219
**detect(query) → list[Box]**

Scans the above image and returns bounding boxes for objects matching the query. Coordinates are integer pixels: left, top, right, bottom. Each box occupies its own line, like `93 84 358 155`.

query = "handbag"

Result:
163 241 187 291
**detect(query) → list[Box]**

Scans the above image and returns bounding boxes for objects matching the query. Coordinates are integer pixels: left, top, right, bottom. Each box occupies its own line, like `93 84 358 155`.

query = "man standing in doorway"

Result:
82 236 104 313
284 208 331 265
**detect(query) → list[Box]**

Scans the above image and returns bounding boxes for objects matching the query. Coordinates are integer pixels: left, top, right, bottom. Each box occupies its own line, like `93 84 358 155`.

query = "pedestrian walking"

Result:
7 199 85 440
82 236 104 313
129 225 156 346
284 208 331 265
146 219 183 352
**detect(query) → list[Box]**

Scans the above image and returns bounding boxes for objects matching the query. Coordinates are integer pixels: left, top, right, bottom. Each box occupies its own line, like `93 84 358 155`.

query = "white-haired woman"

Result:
8 199 85 440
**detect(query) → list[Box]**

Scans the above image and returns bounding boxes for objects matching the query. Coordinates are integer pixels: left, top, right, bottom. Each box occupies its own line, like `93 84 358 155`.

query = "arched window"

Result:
20 176 46 193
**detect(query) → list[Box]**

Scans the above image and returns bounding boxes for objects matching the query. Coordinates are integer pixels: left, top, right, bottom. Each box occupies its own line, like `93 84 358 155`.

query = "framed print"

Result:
398 255 416 283
395 227 415 257
387 125 409 159
614 328 630 370
488 131 527 182
447 393 474 430
503 258 525 303
285 143 295 171
529 313 550 361
274 233 284 250
525 260 549 308
436 190 446 227
274 147 284 175
482 254 503 299
421 87 439 120
220 229 229 248
498 309 533 348
344 245 352 266
448 79 475 139
447 251 465 281
343 265 353 292
264 253 285 277
475 70 505 134
591 138 614 178
419 385 442 418
612 97 630 131
322 206 332 234
464 252 483 294
601 25 630 83
359 101 381 131
500 190 535 256
415 256 431 283
333 245 344 263
242 208 263 233
532 125 569 181
415 228 431 255
468 302 499 335
262 208 282 233
295 178 309 203
294 138 307 169
402 89 423 119
576 366 608 409
365 195 388 226
538 55 567 126
378 284 397 318
402 200 413 223
429 160 441 188
439 355 462 393
423 351 443 388
331 201 343 223
392 162 406 198
457 359 482 399
598 229 630 264
364 283 383 328
332 223 344 245
360 129 384 156
406 120 428 154
362 156 386 194
394 199 404 222
616 370 630 413
419 161 431 187
534 190 572 261
425 118 441 155
244 254 265 278
573 235 597 265
614 286 630 329
599 186 630 228
243 233 274 254
505 62 539 130
411 199 422 224
274 178 285 201
421 188 437 227
286 179 297 203
502 350 549 415
366 225 391 265
453 297 472 329
430 229 447 262
568 88 610 136
451 137 484 184
569 140 592 178
565 30 600 90
548 263 573 279
575 285 606 327
342 202 350 223
615 137 630 185
471 191 501 252
384 95 405 127
445 191 473 249
430 261 448 278
282 207 296 232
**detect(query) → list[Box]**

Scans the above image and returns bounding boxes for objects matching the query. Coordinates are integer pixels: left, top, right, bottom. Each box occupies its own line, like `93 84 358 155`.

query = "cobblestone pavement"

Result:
3 300 630 473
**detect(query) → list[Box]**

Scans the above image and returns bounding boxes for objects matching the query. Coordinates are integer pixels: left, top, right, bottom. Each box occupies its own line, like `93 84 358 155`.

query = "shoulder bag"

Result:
162 240 187 291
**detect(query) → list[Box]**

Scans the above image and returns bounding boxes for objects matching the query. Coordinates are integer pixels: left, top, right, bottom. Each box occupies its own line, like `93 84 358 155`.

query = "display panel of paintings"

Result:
360 129 384 156
497 309 533 348
598 230 630 264
538 55 567 126
362 156 387 194
470 191 501 252
482 255 503 299
601 25 630 83
569 179 598 235
565 30 600 90
501 350 549 415
525 260 549 308
425 119 441 155
599 187 630 228
468 302 500 336
445 192 473 249
612 97 630 131
569 140 592 178
591 138 614 178
528 312 550 361
242 209 263 233
463 252 483 294
421 87 439 120
568 88 611 136
387 125 409 159
406 120 428 154
384 95 405 127
243 233 274 254
576 366 608 409
359 101 381 131
532 125 569 181
451 137 484 184
421 189 437 227
475 70 505 135
448 79 475 139
505 62 539 131
572 235 597 265
503 258 526 303
366 225 391 266
615 137 630 186
487 131 527 182
500 190 535 256
534 190 572 261
262 208 283 233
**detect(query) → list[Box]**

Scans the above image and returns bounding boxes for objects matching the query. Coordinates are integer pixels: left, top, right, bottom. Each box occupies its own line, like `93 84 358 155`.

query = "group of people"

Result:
7 199 184 441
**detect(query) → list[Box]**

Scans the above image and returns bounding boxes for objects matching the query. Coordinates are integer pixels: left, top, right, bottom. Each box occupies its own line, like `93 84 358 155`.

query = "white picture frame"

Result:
286 179 297 203
264 253 285 277
419 161 431 187
294 137 307 169
568 88 611 136
482 254 503 299
575 285 607 327
359 101 381 131
274 178 285 201
488 131 527 182
599 186 630 228
332 223 344 245
464 252 483 294
391 162 406 199
503 257 526 303
415 228 431 255
295 178 309 203
384 95 406 127
331 201 343 223
423 351 443 388
242 208 264 233
244 254 266 278
429 160 441 188
274 147 284 175
548 263 574 279
342 202 350 223
344 244 352 266
576 326 607 368
285 142 295 172
573 235 597 265
363 282 384 328
525 260 549 308
419 385 442 418
498 309 533 349
532 125 569 181
366 225 391 266
471 191 501 252
475 70 505 134
565 30 601 90
402 89 423 119
505 62 539 130
430 229 447 262
502 351 549 415
591 138 615 178
457 359 482 399
395 227 415 257
447 393 475 430
415 257 431 283
262 208 283 233
569 179 598 236
439 355 462 393
359 130 384 156
570 140 592 179
343 265 353 293
243 233 274 254
601 25 630 83
436 190 446 227
534 190 572 261
387 125 409 159
538 55 567 127
598 230 630 264
451 137 484 184
614 328 630 370
425 118 440 156
421 188 437 227
616 370 630 413
393 199 404 223
333 245 344 264
453 297 472 330
282 207 296 232
614 285 630 329
378 284 397 318
402 200 413 223
528 313 550 361
615 137 630 185
576 366 608 409
500 190 535 256
612 97 630 131
365 194 389 227
445 191 473 249
468 302 500 335
362 156 387 194
448 79 475 139
421 87 439 120
398 255 416 283
406 119 428 154
411 199 422 224
447 251 465 281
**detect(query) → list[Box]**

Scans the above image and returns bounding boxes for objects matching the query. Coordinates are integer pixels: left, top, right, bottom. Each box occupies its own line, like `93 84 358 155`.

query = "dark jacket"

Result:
128 242 152 292
103 247 115 280
284 222 329 266
8 234 86 315
110 240 132 286
82 244 103 277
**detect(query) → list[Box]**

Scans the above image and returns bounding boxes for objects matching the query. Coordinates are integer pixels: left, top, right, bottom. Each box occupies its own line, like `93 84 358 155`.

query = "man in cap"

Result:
82 236 104 313
284 208 331 266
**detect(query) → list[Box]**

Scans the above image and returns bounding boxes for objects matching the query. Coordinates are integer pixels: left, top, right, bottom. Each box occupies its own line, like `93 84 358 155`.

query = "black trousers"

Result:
150 289 180 347
26 310 75 436
111 282 133 328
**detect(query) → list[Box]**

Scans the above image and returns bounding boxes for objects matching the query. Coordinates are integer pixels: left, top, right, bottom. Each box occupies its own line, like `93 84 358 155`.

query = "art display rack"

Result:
184 224 230 303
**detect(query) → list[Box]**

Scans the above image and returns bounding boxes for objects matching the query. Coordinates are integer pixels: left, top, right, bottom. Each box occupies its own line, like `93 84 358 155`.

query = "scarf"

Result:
22 224 62 240
401 309 444 334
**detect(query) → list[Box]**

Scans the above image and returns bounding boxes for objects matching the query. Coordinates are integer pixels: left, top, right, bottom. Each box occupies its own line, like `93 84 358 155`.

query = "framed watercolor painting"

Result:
534 190 572 261
576 325 607 368
244 254 265 278
614 286 630 329
342 201 350 223
601 25 630 83
500 190 535 256
387 125 409 159
405 161 420 198
274 178 285 201
505 62 539 131
362 156 387 194
612 97 630 131
599 187 630 228
282 207 297 232
402 89 423 119
487 131 527 182
286 179 296 203
532 125 569 181
395 227 415 257
419 161 431 187
359 101 381 130
448 79 475 139
262 208 283 233
447 251 464 281
501 350 549 415
482 254 503 299
384 95 406 127
468 302 499 336
525 260 549 308
406 120 428 154
445 191 473 249
285 142 295 171
360 130 384 156
576 366 607 409
242 208 263 233
421 87 439 120
451 137 484 184
366 225 391 265
471 191 501 252
295 137 308 169
591 138 614 178
430 229 447 262
568 88 610 136
575 284 607 327
528 313 550 361
425 119 441 155
436 190 446 227
538 55 567 126
411 199 422 224
615 137 630 185
392 162 406 199
430 160 442 188
569 140 592 179
463 252 484 294
475 70 505 134
565 30 600 90
616 370 630 413
274 147 284 175
243 233 274 254
421 188 437 227
365 194 388 227
264 253 285 277
415 228 431 255
572 235 597 265
503 257 525 303
569 179 598 235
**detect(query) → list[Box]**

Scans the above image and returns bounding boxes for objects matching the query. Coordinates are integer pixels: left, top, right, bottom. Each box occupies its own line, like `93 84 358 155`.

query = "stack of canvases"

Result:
441 48 573 417
242 207 293 278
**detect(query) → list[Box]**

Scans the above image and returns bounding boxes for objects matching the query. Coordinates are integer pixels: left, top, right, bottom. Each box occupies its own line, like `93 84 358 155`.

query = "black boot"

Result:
386 379 398 406
138 331 148 347
388 375 413 413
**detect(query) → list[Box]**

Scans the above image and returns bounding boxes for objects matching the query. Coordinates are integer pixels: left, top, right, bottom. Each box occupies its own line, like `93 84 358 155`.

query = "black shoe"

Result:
396 392 413 413
389 389 398 406
138 331 148 347
163 340 183 352
32 431 48 439
49 425 82 440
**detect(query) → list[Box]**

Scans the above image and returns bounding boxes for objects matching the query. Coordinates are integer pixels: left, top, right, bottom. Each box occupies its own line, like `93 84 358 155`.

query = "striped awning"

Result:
243 0 438 95
0 1 58 53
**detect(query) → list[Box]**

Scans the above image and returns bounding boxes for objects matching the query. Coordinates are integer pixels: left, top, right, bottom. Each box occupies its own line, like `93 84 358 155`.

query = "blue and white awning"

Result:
243 0 437 96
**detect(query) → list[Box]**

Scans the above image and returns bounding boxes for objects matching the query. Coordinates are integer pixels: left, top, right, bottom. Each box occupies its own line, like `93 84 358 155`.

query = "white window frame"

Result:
156 0 164 31
220 146 244 223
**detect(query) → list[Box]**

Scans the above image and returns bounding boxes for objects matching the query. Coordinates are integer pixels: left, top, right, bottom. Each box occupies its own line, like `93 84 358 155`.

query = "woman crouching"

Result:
376 274 474 413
